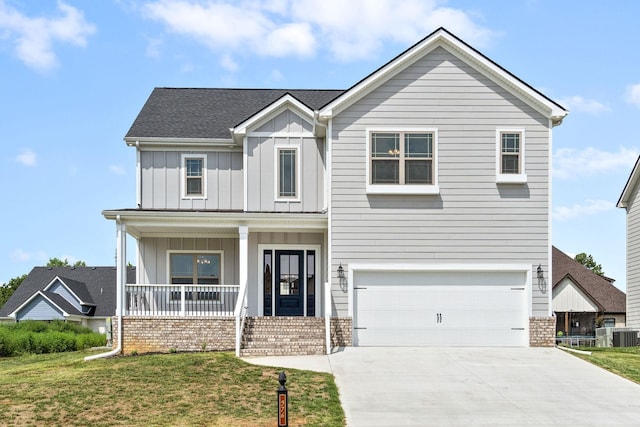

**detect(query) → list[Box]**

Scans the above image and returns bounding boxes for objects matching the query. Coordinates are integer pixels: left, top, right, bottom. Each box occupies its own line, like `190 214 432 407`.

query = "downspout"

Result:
85 216 124 361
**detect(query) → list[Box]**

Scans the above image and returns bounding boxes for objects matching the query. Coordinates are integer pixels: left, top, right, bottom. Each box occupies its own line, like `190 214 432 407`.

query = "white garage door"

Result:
353 270 528 347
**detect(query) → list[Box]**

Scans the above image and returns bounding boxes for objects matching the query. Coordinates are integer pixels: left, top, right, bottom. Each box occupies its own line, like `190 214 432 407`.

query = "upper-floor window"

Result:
181 154 207 198
367 129 439 194
276 146 299 201
496 129 527 183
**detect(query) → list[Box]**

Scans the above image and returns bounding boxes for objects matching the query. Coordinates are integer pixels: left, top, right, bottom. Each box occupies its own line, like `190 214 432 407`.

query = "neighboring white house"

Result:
105 27 568 355
618 156 640 331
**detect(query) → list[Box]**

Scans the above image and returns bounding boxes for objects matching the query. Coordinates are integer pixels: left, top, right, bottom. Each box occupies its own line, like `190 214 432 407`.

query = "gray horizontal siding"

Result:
626 184 640 329
48 281 82 312
17 297 65 321
330 46 551 317
141 151 243 210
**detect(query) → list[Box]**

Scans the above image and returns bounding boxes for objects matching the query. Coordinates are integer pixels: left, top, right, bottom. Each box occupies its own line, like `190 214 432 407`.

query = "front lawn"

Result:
0 350 345 427
567 346 640 384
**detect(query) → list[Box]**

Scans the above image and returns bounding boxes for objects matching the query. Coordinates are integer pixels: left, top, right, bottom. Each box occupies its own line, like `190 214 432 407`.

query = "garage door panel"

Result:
353 271 528 347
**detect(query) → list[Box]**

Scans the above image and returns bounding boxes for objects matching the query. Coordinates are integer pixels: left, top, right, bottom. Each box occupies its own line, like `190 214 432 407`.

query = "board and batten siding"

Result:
626 183 640 329
552 278 598 312
330 46 551 317
140 150 243 210
246 109 325 212
137 237 238 285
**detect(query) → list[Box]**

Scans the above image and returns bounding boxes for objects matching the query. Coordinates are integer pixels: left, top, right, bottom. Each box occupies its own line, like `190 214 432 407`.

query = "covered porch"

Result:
104 210 332 355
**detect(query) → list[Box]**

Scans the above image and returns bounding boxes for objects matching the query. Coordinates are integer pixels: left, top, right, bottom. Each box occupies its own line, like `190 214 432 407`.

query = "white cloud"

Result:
10 249 47 263
267 68 284 83
143 0 495 65
15 148 36 166
553 199 613 222
558 96 610 114
220 53 238 72
625 83 640 106
0 1 96 71
109 165 126 175
553 146 639 179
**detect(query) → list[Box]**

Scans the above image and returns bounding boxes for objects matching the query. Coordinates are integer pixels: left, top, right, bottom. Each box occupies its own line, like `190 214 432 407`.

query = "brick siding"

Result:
529 316 556 347
330 317 352 347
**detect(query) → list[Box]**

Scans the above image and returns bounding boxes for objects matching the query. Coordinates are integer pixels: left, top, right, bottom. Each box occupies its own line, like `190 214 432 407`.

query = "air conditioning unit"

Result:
596 327 636 347
613 331 638 347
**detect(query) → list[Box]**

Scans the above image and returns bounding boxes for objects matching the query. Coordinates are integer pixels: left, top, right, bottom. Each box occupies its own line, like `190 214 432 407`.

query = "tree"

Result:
0 274 27 308
47 258 86 267
574 253 604 276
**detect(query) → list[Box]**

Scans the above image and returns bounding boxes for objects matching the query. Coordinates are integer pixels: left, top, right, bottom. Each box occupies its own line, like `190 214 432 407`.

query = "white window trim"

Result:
166 250 224 285
365 127 440 195
274 144 301 202
496 129 527 184
181 153 207 199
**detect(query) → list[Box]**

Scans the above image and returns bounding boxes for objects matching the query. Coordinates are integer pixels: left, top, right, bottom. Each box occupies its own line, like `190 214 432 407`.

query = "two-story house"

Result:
103 28 567 356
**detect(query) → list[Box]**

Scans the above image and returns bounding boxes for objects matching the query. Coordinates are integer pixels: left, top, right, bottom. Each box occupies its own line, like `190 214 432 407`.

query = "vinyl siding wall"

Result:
48 281 82 312
140 150 243 210
246 110 325 212
626 183 640 329
330 46 551 317
16 297 65 321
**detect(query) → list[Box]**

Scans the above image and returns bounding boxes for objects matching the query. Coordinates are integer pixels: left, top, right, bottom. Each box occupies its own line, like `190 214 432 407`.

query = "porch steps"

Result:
240 316 325 356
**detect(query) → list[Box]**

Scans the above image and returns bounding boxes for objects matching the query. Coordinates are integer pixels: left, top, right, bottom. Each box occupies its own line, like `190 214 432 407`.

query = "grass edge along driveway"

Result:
567 346 640 385
0 350 345 427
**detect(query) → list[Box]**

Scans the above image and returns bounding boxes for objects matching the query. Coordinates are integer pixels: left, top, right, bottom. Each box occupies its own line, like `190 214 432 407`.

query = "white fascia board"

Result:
617 155 640 208
43 276 90 306
232 94 315 136
319 29 568 123
124 137 239 150
9 291 70 318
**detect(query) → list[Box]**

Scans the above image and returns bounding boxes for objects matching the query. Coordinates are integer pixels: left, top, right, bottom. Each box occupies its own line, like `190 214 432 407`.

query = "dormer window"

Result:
181 154 207 199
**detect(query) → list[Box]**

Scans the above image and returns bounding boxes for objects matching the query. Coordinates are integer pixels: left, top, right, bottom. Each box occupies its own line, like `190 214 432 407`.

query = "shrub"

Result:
0 321 107 357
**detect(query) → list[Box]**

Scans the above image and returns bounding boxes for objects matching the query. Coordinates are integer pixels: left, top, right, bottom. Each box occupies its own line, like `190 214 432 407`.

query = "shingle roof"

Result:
552 246 625 313
0 266 136 318
54 276 94 305
40 291 83 316
125 88 344 140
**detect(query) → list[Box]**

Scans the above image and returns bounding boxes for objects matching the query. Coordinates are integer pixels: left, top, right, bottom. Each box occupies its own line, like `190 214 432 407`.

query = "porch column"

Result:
116 219 127 317
239 226 249 296
236 226 249 356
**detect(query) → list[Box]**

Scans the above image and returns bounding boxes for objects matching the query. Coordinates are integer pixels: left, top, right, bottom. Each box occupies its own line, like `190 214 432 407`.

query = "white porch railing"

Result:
125 284 239 316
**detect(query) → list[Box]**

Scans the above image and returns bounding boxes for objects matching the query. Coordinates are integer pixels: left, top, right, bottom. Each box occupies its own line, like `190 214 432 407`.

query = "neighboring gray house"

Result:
618 155 640 330
552 246 626 336
0 266 134 333
105 28 568 355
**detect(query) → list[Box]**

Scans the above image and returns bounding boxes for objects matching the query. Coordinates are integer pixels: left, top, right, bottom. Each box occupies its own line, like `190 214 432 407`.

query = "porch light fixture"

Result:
536 264 546 293
337 263 345 280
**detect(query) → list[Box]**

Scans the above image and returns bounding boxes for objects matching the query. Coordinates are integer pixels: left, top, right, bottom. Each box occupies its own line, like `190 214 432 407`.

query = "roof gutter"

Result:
85 215 123 361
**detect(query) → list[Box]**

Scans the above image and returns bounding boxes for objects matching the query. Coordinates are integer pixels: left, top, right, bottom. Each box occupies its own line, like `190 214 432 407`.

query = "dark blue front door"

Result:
275 250 304 316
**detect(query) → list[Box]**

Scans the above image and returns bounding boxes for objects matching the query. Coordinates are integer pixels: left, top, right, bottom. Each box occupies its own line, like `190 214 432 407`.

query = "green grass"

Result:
568 346 640 384
0 350 345 427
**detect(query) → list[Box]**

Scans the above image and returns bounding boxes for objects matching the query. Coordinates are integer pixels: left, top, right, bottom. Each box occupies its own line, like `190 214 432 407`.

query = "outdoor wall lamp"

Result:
337 263 347 291
537 264 546 293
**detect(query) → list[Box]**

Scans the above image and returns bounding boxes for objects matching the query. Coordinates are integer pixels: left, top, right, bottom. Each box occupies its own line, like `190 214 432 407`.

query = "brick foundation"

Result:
330 317 352 347
529 316 556 347
121 316 235 355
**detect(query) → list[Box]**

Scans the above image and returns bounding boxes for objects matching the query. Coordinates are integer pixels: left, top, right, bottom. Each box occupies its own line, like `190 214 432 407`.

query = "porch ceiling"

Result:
102 210 328 239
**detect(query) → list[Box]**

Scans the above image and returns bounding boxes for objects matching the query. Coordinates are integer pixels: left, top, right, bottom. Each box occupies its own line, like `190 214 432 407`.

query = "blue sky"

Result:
0 0 638 291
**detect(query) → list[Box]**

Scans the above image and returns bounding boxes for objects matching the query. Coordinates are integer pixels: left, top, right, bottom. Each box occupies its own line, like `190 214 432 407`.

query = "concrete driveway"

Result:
246 347 640 426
